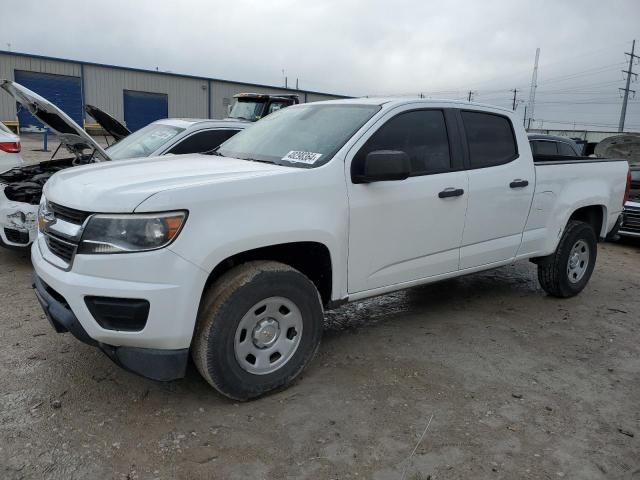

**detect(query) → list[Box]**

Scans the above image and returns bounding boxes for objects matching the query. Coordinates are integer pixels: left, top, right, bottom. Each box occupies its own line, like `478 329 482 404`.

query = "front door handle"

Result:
509 179 529 188
438 187 465 198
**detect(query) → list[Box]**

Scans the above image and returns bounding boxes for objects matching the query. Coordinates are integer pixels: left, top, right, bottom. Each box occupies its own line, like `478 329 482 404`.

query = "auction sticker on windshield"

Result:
282 151 322 164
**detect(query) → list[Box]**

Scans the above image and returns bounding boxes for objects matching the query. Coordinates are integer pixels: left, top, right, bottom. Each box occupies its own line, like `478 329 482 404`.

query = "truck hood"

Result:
0 80 111 161
85 104 131 141
44 154 296 212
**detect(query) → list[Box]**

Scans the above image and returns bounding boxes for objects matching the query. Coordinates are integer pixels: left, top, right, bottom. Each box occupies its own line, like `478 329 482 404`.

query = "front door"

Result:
347 107 469 293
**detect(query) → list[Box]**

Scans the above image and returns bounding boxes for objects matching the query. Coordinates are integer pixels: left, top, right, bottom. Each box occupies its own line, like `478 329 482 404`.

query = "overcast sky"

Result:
2 0 640 131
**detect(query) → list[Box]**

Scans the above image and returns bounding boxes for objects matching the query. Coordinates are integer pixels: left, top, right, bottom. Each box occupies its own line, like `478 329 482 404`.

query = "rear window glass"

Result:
532 141 557 156
462 111 517 168
558 142 576 156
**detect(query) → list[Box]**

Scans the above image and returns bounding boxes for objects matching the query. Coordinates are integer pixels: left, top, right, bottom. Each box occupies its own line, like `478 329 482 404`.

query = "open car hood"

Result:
85 104 130 141
0 79 110 161
595 134 640 163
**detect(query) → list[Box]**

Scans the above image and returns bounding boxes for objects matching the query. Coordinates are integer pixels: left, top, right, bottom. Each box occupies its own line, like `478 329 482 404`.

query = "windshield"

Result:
228 99 265 121
217 104 381 168
106 123 184 160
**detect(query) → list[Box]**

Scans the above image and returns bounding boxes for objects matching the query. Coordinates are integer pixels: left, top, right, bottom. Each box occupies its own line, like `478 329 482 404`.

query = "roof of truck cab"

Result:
303 97 515 113
528 133 579 144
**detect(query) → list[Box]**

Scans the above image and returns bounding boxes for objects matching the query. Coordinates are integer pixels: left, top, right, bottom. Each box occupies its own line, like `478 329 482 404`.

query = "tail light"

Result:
623 168 631 205
0 141 21 153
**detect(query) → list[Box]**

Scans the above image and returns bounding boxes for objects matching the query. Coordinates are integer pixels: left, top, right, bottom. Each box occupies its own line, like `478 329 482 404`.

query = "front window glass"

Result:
229 100 265 121
268 102 289 114
353 110 451 177
217 104 380 168
106 123 184 160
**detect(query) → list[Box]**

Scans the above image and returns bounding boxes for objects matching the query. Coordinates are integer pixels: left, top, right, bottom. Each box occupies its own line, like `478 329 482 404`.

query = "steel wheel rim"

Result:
567 239 590 284
234 296 303 375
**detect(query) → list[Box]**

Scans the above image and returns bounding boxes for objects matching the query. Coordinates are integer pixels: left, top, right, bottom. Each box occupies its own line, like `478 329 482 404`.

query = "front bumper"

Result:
619 201 640 238
0 188 38 248
33 274 188 381
31 236 209 381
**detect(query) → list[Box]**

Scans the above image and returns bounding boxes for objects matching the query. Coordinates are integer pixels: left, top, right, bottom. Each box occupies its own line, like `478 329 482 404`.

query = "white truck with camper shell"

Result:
31 98 630 400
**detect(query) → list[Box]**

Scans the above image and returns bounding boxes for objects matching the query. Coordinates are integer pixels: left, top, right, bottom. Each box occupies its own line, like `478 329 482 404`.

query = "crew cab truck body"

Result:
31 99 629 400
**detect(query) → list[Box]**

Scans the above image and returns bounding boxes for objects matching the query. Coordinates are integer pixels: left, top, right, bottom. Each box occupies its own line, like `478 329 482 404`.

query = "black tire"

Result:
537 220 597 298
192 261 323 400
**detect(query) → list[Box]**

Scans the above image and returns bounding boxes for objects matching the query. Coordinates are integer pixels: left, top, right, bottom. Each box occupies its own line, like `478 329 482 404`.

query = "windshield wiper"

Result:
208 150 226 157
239 157 278 165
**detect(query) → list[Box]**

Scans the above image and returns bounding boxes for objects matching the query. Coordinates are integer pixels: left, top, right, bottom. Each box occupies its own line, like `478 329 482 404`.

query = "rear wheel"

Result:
192 261 323 400
537 220 597 298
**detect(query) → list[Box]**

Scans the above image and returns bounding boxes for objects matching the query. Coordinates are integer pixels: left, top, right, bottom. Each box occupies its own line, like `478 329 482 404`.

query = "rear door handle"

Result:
438 187 465 198
509 179 529 188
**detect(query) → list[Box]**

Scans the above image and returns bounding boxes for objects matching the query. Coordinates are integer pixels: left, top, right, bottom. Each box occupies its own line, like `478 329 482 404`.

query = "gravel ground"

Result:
17 133 111 165
0 136 638 479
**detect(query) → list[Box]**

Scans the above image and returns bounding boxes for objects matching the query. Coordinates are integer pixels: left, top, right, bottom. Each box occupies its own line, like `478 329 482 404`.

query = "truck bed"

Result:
532 154 621 164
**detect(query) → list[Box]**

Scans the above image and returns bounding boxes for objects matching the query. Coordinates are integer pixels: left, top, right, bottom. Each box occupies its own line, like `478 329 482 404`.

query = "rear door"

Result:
347 107 468 293
458 110 535 269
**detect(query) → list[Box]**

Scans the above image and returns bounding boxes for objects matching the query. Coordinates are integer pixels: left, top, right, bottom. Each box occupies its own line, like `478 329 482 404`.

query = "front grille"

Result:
45 234 77 263
49 202 91 225
4 228 29 244
621 204 640 234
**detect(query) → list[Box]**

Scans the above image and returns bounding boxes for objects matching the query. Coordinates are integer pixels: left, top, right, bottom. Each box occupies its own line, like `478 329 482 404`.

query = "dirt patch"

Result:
1 238 639 479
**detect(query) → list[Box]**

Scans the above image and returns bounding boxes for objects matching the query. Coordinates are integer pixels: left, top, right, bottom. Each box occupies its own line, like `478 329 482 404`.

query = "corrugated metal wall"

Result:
0 52 80 121
84 65 209 122
1 51 348 126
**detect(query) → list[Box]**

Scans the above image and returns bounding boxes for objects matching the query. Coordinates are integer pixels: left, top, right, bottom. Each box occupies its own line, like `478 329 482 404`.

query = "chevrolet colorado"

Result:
31 99 630 400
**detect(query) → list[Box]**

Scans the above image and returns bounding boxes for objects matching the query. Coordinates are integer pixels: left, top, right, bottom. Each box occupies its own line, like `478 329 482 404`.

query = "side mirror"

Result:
353 150 411 184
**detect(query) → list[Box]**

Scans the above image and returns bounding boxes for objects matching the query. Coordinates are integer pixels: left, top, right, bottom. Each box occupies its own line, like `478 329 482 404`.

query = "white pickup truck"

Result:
31 98 630 400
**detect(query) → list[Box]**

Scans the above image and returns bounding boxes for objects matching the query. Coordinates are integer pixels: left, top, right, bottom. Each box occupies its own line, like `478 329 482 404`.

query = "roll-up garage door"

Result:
14 70 83 131
123 90 168 131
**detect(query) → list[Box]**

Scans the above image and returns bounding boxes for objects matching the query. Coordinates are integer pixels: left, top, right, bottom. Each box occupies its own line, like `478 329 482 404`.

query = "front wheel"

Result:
192 261 323 400
537 220 597 298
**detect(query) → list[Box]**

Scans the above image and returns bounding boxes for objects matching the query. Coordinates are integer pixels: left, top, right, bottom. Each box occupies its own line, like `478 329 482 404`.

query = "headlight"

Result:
78 211 187 254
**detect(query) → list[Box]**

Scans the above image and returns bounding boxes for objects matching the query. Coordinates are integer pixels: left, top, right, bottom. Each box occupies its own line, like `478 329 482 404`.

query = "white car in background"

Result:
0 80 248 249
0 120 24 173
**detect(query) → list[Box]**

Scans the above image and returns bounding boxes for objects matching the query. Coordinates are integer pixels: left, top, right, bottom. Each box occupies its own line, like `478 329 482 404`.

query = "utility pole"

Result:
511 88 519 110
527 48 540 128
523 105 527 128
467 90 475 102
618 39 638 132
